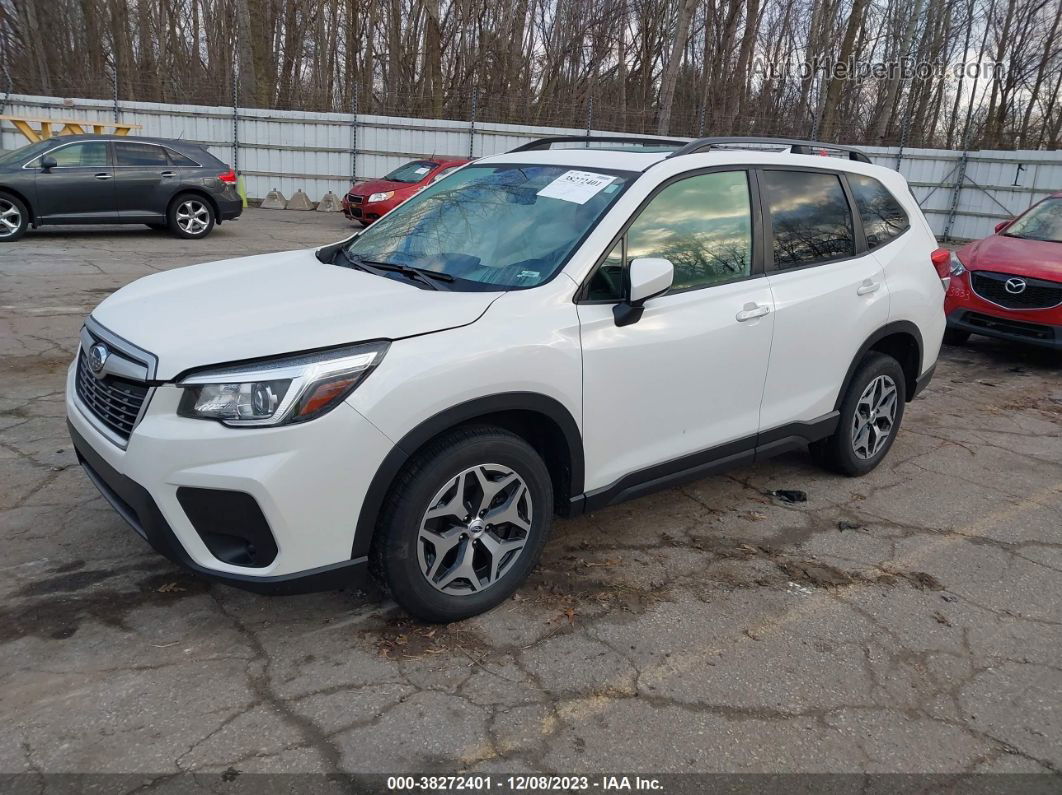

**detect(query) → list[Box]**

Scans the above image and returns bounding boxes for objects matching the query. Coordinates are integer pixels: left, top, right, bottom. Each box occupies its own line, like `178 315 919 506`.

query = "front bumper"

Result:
947 309 1062 350
341 196 393 223
66 362 394 593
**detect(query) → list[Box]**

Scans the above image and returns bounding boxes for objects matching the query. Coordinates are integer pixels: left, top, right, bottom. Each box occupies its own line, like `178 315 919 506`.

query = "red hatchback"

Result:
944 194 1062 350
342 157 470 225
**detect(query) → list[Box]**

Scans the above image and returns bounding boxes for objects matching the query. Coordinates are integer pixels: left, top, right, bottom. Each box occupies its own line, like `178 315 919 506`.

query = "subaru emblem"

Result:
89 342 109 374
1004 277 1027 294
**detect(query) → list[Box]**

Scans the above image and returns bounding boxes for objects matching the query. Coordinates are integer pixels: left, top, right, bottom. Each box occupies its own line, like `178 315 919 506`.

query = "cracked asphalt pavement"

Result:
1 209 1060 776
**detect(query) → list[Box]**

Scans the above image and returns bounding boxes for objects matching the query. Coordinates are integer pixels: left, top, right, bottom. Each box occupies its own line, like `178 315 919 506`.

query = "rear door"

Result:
113 141 177 220
33 141 115 222
577 169 775 493
758 168 890 433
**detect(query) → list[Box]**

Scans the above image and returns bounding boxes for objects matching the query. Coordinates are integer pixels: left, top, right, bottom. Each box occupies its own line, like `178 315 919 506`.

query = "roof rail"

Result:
509 135 689 152
667 136 873 164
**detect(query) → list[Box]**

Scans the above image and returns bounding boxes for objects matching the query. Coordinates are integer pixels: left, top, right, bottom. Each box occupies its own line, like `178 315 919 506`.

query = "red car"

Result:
943 194 1062 350
342 157 470 224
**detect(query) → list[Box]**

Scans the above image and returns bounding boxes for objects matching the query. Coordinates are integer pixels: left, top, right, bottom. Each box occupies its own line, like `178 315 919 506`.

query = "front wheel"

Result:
0 192 29 242
811 352 906 476
168 194 215 239
371 426 553 622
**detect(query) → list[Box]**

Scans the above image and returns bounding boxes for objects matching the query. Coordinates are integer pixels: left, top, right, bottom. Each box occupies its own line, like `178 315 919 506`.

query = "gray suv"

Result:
0 134 242 241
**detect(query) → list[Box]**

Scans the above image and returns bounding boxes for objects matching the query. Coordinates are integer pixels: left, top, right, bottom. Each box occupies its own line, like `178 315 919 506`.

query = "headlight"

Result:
950 251 966 276
367 191 394 203
177 341 388 427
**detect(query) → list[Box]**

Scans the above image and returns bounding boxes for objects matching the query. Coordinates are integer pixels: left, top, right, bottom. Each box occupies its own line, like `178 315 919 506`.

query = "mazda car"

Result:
944 194 1062 349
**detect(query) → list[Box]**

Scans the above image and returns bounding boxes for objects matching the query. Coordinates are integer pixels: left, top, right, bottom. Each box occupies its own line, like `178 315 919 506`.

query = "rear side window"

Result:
165 148 200 167
848 174 908 248
764 170 855 268
115 143 170 167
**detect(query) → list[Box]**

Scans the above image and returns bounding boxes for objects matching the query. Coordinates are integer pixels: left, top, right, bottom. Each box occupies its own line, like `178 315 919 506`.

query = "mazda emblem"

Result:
1004 277 1027 294
88 342 109 374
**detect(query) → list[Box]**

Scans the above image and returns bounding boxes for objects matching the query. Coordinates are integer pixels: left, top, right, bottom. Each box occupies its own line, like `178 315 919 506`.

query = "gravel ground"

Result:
1 209 1060 778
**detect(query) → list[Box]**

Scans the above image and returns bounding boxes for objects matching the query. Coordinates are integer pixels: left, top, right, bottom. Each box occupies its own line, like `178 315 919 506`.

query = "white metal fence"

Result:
3 92 1061 240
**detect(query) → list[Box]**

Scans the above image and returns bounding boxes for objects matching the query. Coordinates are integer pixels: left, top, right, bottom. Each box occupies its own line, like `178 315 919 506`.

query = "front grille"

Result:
348 193 364 204
971 270 1062 310
963 311 1055 341
75 352 149 440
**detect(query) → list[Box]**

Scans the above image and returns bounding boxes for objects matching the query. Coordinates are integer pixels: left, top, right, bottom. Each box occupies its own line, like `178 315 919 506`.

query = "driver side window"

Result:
586 170 753 300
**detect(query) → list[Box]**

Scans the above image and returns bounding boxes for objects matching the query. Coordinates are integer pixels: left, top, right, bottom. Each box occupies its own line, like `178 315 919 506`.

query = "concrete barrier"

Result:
316 191 342 212
260 188 287 210
285 189 314 211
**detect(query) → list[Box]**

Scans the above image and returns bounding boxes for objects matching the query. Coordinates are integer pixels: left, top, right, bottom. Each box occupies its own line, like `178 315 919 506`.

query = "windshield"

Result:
1004 198 1062 243
0 140 50 167
383 160 439 183
344 164 631 290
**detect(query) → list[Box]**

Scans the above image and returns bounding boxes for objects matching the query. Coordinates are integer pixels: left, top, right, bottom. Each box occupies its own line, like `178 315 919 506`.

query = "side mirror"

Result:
40 155 58 171
994 220 1012 234
614 257 674 327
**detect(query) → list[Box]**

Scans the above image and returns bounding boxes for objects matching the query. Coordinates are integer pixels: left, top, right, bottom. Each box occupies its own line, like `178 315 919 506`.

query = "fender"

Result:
834 320 924 409
351 392 583 559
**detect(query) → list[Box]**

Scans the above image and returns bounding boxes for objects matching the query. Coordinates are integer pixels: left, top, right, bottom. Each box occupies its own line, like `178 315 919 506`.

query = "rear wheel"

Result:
0 192 29 242
811 352 906 476
168 193 215 239
371 425 553 622
943 328 970 345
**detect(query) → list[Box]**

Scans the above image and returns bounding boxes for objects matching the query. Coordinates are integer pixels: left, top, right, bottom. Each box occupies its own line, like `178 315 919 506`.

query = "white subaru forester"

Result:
67 136 947 621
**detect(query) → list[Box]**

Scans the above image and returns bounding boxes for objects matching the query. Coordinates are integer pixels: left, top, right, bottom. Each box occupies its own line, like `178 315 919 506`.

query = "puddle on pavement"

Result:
3 565 210 642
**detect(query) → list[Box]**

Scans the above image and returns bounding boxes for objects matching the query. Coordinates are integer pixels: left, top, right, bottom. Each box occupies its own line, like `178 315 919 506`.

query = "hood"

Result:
91 249 500 380
959 234 1062 282
351 178 417 196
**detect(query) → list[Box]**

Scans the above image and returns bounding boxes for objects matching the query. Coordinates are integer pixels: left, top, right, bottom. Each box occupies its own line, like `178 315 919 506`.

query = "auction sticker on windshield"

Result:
537 170 616 204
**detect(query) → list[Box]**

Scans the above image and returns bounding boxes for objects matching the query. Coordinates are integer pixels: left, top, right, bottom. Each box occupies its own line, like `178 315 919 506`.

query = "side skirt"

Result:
573 412 839 515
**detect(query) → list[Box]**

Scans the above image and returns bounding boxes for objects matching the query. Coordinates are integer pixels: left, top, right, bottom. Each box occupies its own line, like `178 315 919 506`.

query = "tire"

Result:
811 352 907 477
943 328 970 345
0 192 30 242
371 425 553 622
168 193 215 239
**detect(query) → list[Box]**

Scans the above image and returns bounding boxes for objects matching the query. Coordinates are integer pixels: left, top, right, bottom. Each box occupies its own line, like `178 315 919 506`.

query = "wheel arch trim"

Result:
835 320 924 408
168 188 220 223
0 185 34 227
351 392 583 559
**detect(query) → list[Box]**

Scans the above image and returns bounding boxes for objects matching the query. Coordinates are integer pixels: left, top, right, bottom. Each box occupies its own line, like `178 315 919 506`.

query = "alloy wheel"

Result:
175 200 210 235
851 374 898 459
417 463 532 595
0 199 21 238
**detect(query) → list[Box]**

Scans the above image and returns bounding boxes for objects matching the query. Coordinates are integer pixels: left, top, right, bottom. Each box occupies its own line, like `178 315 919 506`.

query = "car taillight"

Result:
218 169 237 184
931 248 951 290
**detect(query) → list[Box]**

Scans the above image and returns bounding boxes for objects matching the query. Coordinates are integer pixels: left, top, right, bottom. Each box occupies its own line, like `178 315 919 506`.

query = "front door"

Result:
34 141 115 222
577 170 775 494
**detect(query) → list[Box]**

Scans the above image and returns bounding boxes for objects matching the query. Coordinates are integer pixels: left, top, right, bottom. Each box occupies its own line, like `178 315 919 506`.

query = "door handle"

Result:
736 302 770 322
161 171 176 178
857 279 881 296
94 173 112 180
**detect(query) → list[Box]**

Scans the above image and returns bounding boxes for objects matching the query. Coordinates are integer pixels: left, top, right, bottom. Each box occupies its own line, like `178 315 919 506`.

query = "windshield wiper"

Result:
335 249 453 291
